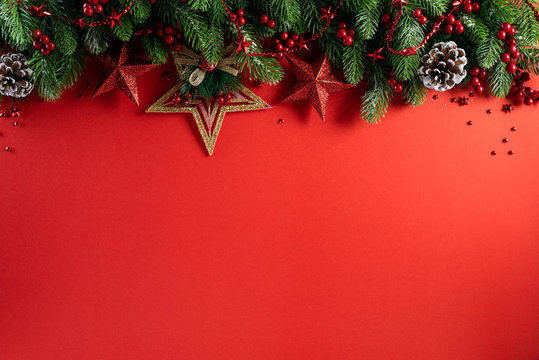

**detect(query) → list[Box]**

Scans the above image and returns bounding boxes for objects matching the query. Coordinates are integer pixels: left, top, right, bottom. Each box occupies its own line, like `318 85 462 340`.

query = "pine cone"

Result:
0 52 34 98
418 41 467 92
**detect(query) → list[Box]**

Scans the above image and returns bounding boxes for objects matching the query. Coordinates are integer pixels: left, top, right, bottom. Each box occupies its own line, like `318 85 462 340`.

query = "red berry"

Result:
381 14 391 23
454 24 464 34
172 42 182 52
507 38 516 46
100 0 109 3
342 35 353 46
280 32 288 40
338 22 346 28
40 48 50 56
497 30 506 40
388 78 398 86
506 62 517 74
463 3 473 12
393 83 403 93
149 0 157 3
156 22 164 28
32 40 42 49
511 50 520 59
274 43 284 52
478 70 487 79
40 35 50 44
472 2 480 11
470 67 480 77
88 0 99 5
165 26 174 34
336 28 347 39
446 14 456 24
292 34 299 41
455 20 462 26
83 5 94 16
156 29 164 38
45 41 55 51
173 96 182 104
474 84 484 94
507 27 516 37
412 9 422 18
164 34 174 45
347 28 356 37
259 14 268 23
237 17 246 26
236 9 244 17
175 32 182 40
31 29 42 39
501 23 512 32
525 87 535 96
501 53 511 63
267 20 276 28
520 72 531 81
216 96 225 104
272 38 281 44
285 39 295 48
444 24 453 34
418 16 427 25
524 97 534 106
508 45 518 54
470 77 480 86
229 14 237 22
94 4 103 13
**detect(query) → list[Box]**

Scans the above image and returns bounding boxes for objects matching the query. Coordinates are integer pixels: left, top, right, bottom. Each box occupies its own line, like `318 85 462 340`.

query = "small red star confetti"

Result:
11 108 21 117
29 5 51 18
502 104 514 113
450 97 456 103
75 19 85 28
108 8 122 29
391 0 409 9
457 96 469 106
402 47 419 57
234 35 252 53
296 36 309 51
469 91 474 97
0 111 5 118
486 109 491 114
367 48 385 63
320 7 335 21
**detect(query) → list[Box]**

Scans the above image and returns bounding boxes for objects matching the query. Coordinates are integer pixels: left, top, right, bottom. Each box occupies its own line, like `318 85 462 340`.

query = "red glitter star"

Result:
320 6 335 22
29 5 51 18
92 43 159 105
108 8 122 29
502 104 514 113
457 96 469 106
75 18 85 27
391 0 409 9
11 108 21 117
296 36 309 51
367 48 385 63
282 55 355 121
234 35 252 54
402 46 419 57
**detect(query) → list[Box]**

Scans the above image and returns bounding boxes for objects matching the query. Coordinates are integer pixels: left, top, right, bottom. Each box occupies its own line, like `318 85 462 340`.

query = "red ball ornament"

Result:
474 84 484 94
259 14 268 24
418 16 427 25
478 70 487 79
511 50 520 59
45 42 55 51
472 2 480 11
32 40 42 49
506 62 517 74
40 48 50 56
280 32 288 40
347 28 356 37
94 4 103 13
444 24 453 34
285 39 295 48
40 35 50 44
336 28 347 39
446 14 456 24
292 34 299 41
267 20 276 28
229 14 237 22
387 78 398 86
216 96 225 104
412 9 422 18
507 27 516 37
501 23 512 32
338 22 346 29
236 9 244 17
463 3 473 12
470 77 480 86
342 36 354 46
31 29 42 39
497 30 506 40
501 53 511 63
164 34 174 45
508 45 518 54
524 97 534 106
274 43 284 52
83 5 94 16
237 17 246 26
454 24 464 34
393 83 403 93
381 14 391 23
520 72 531 82
470 66 480 77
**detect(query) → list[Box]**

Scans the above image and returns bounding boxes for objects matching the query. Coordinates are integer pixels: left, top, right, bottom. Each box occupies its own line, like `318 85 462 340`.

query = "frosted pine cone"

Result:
418 41 467 92
0 53 34 98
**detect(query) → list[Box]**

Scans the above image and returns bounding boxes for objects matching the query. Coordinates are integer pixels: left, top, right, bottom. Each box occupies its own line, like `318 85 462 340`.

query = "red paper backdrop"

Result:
1 60 539 360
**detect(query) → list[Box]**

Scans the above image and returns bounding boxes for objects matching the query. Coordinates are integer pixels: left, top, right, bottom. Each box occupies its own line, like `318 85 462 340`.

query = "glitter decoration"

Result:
282 55 354 121
147 83 271 156
92 43 159 106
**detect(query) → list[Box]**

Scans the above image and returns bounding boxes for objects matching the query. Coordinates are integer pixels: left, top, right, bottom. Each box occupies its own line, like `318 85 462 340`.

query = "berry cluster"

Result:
336 22 355 47
412 9 427 25
272 32 300 53
216 91 233 105
83 0 109 17
172 91 192 107
441 14 464 35
380 13 393 29
497 23 520 74
259 14 276 28
459 0 480 13
229 9 246 27
156 22 183 52
508 70 537 106
387 72 403 93
468 66 488 94
31 29 55 56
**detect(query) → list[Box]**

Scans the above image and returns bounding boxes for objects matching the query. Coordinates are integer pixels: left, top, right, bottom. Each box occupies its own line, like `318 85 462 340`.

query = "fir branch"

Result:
488 61 512 97
361 63 394 123
460 13 489 44
403 76 427 106
51 18 78 56
141 36 169 64
388 14 425 81
353 0 383 41
406 0 452 17
111 15 134 41
476 36 503 69
342 40 366 84
517 46 539 75
0 0 36 50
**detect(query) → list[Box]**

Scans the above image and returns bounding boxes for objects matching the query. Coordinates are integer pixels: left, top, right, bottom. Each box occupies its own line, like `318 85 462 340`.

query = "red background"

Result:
1 61 539 360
